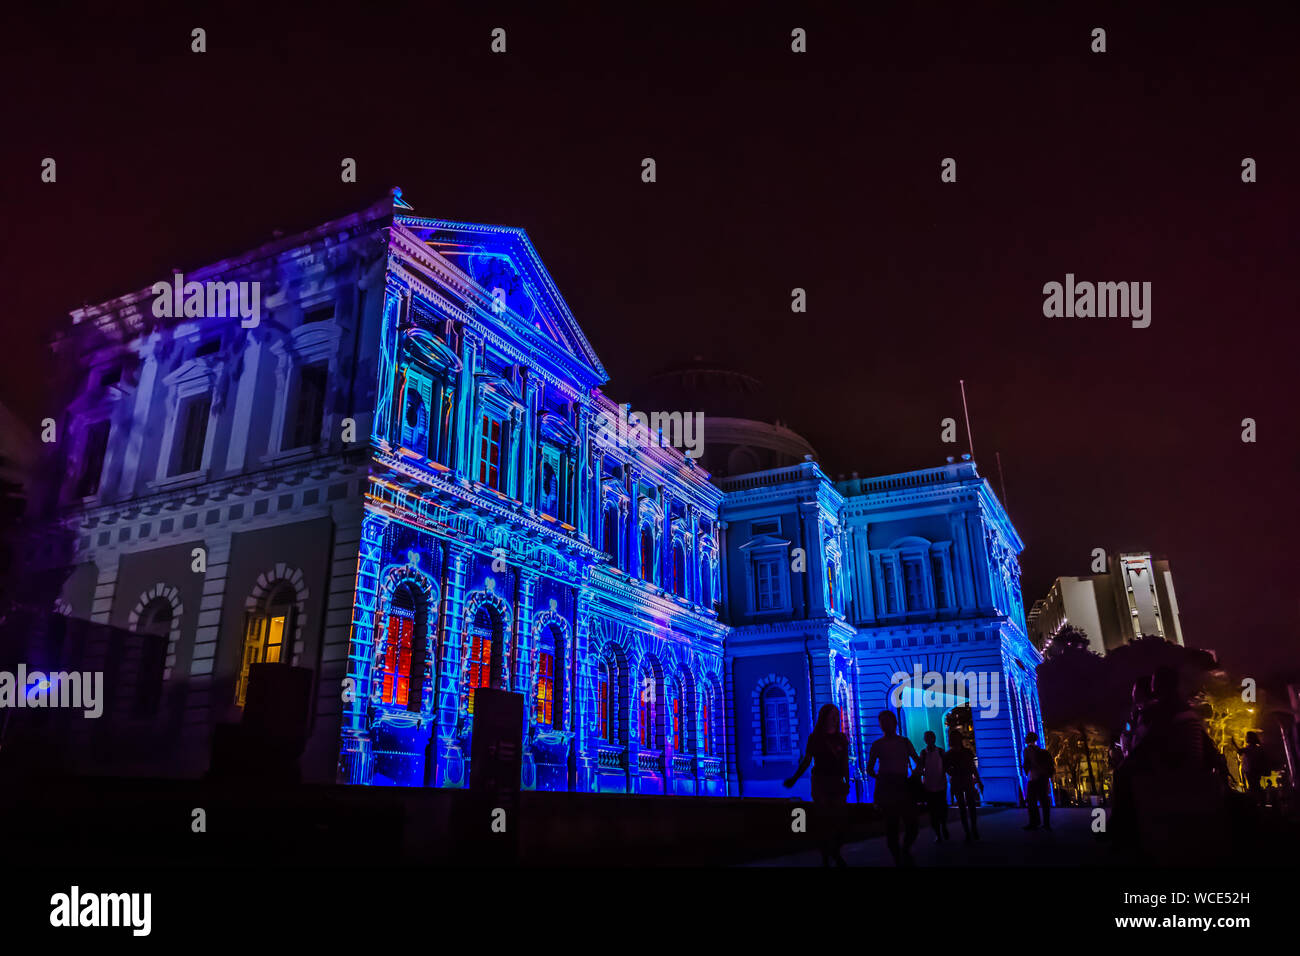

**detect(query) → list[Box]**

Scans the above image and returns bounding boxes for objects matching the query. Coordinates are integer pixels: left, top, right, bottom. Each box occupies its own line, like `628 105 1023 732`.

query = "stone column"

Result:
514 571 537 696
572 590 594 792
372 282 404 445
338 510 386 784
519 372 537 510
436 545 470 779
451 331 477 480
575 404 590 541
118 333 163 497
798 501 826 616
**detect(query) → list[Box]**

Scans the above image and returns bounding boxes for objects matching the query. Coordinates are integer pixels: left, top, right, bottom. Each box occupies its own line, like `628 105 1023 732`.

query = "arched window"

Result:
133 598 172 718
638 664 659 748
672 543 687 598
467 605 499 715
236 584 295 707
761 685 792 755
535 627 562 729
604 507 620 565
376 585 426 710
640 526 656 584
700 557 712 608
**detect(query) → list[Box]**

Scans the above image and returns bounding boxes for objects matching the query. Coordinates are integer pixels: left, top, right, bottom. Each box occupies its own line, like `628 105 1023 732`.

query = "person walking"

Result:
946 729 982 841
919 730 950 841
1235 732 1267 804
784 703 852 866
866 710 920 865
1021 731 1054 831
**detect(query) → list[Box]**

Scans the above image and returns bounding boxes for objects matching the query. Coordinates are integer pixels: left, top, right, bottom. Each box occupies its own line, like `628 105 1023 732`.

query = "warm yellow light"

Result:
265 615 286 663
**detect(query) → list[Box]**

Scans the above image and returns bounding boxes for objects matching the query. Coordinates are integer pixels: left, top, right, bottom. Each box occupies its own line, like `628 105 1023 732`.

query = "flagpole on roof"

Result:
959 379 975 461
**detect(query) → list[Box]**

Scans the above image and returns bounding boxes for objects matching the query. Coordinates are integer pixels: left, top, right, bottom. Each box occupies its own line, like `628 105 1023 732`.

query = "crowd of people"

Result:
784 705 990 867
782 667 1279 866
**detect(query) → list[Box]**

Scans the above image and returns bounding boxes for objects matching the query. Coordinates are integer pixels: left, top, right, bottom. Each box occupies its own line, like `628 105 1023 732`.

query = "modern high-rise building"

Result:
1029 552 1184 655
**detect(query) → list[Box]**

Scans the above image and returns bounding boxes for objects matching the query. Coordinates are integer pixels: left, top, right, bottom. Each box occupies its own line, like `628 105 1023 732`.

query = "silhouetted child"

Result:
866 710 919 865
785 703 851 867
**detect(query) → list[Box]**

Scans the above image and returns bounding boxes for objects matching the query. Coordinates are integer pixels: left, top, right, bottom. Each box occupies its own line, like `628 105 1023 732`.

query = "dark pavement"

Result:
747 806 1115 866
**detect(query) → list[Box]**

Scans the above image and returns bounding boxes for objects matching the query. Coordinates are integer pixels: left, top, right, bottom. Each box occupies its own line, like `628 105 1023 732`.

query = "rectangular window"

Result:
429 384 454 464
597 674 609 739
75 420 111 498
539 445 561 518
751 519 780 536
285 363 328 450
932 554 949 609
763 694 791 754
882 559 899 614
755 555 786 612
639 693 656 748
132 632 168 718
468 633 492 714
702 698 712 754
536 652 555 726
401 375 430 454
381 615 415 707
235 611 287 707
478 415 502 490
172 394 211 476
904 558 927 611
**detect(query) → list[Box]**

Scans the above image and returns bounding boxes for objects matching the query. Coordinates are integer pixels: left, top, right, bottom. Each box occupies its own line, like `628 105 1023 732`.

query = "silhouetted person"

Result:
785 703 851 867
866 710 919 865
1125 666 1230 864
946 729 982 841
1234 732 1266 804
1021 731 1053 831
1120 676 1154 759
919 730 950 840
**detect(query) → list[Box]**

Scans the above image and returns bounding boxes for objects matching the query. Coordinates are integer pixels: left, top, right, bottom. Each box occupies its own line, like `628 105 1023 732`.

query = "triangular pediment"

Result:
739 534 791 551
394 215 607 388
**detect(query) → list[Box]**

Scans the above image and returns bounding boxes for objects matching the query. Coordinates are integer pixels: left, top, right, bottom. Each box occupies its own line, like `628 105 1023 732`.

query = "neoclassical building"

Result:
27 190 1039 802
719 458 1042 804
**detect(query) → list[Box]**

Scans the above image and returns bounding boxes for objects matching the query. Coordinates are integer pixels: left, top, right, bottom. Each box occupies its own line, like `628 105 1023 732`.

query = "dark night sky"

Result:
1 3 1297 686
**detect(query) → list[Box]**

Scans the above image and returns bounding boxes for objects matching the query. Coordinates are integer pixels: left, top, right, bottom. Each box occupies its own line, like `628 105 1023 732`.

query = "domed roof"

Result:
626 357 817 478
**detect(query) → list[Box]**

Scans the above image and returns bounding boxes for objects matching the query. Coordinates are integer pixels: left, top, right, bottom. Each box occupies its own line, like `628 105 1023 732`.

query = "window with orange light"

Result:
380 612 415 707
536 651 554 726
597 662 610 739
670 685 681 750
467 608 495 715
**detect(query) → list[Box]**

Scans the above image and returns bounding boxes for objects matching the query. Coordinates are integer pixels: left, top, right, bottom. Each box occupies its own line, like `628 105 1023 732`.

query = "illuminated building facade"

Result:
38 191 727 793
720 457 1043 804
33 192 1037 802
1029 552 1185 655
